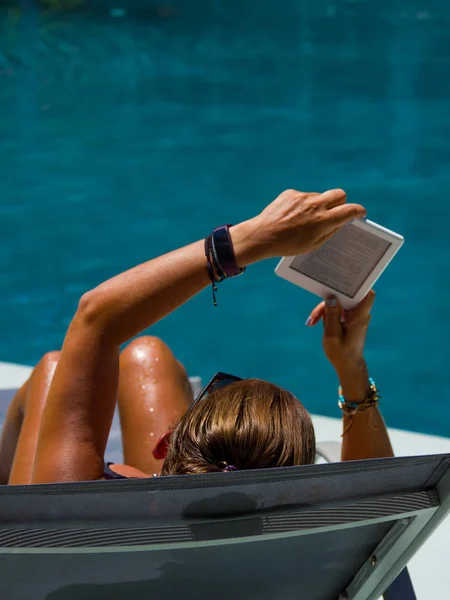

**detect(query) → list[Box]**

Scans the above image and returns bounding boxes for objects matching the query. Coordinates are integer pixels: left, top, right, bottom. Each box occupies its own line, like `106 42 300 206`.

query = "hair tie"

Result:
223 464 237 472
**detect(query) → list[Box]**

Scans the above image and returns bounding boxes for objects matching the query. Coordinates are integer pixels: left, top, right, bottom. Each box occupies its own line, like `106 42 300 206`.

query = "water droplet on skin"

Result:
150 432 155 437
154 357 160 362
149 407 154 412
134 348 147 360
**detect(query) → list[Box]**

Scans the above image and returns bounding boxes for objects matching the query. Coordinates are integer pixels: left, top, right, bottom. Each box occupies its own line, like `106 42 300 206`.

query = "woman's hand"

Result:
306 290 375 375
246 188 366 262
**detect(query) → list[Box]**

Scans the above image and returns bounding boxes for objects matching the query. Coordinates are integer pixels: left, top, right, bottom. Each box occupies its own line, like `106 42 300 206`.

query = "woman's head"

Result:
161 378 315 475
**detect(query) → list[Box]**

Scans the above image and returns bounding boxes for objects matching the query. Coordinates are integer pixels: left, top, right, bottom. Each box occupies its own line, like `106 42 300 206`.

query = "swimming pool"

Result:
1 0 449 437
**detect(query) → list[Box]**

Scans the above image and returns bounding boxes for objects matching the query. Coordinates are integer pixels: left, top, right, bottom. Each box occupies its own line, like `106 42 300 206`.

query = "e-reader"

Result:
275 219 404 308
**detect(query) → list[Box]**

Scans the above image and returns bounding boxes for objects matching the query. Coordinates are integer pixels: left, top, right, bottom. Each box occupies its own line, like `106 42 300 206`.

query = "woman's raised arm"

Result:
76 220 258 346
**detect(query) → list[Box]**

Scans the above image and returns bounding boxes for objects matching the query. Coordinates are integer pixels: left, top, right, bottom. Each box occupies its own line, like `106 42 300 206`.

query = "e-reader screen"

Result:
289 223 393 298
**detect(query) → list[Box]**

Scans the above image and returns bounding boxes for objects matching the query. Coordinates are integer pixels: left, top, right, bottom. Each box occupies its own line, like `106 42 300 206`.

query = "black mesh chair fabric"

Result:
0 452 449 600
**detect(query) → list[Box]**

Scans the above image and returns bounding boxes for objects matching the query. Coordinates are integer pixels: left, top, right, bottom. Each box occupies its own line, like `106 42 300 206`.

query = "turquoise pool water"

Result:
1 0 449 437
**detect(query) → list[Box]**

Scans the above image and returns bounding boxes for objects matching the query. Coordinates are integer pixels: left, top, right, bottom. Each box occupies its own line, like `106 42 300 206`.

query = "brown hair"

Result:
161 379 315 475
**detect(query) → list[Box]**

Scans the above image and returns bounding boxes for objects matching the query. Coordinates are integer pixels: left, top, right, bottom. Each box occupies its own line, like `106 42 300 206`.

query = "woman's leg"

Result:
118 336 192 475
0 382 26 484
0 351 59 485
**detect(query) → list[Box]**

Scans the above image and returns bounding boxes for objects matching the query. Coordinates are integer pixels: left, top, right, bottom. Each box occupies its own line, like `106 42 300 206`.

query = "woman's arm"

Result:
32 221 258 482
77 221 259 346
32 188 365 483
307 290 394 461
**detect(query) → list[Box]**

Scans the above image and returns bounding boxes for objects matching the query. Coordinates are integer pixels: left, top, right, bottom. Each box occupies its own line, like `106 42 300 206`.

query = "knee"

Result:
121 336 171 367
38 350 61 370
28 351 60 399
120 337 190 393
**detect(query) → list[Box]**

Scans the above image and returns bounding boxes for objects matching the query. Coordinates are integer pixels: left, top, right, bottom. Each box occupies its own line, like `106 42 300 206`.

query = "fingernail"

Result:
326 296 337 308
305 316 312 326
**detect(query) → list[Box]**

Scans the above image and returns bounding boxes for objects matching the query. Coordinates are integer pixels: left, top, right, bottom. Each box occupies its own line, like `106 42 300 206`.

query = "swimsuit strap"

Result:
103 462 128 480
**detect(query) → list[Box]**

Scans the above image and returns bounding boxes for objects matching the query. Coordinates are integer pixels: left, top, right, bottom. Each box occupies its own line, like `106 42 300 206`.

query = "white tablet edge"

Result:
274 219 404 309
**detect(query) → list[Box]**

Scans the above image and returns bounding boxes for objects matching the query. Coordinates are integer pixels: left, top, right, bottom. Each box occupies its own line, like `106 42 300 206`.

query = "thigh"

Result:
118 336 192 474
0 383 26 484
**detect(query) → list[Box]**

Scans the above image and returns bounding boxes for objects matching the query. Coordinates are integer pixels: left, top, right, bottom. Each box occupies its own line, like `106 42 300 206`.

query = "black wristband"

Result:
210 225 245 278
205 235 225 282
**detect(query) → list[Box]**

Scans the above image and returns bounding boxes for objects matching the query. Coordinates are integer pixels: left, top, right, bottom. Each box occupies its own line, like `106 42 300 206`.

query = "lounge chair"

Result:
1 388 449 599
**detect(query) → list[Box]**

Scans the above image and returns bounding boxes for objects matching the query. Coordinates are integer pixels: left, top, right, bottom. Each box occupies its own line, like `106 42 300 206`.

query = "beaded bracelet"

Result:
338 377 381 413
338 378 381 436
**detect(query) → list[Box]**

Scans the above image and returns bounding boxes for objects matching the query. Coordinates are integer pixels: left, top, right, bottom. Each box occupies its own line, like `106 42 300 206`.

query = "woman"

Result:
0 188 393 485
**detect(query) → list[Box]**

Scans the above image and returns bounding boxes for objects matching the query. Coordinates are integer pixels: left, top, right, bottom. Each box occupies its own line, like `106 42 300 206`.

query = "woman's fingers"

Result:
306 296 342 327
323 296 343 341
306 290 375 327
327 202 367 230
320 188 347 209
345 290 375 323
306 300 325 326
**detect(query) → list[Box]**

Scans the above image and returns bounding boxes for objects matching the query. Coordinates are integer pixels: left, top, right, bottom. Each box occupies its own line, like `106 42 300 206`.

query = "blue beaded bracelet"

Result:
338 377 379 410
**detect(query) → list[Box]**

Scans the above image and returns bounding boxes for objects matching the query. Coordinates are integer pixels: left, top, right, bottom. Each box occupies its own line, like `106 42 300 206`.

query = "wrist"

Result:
334 357 367 378
335 359 370 404
229 218 270 267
